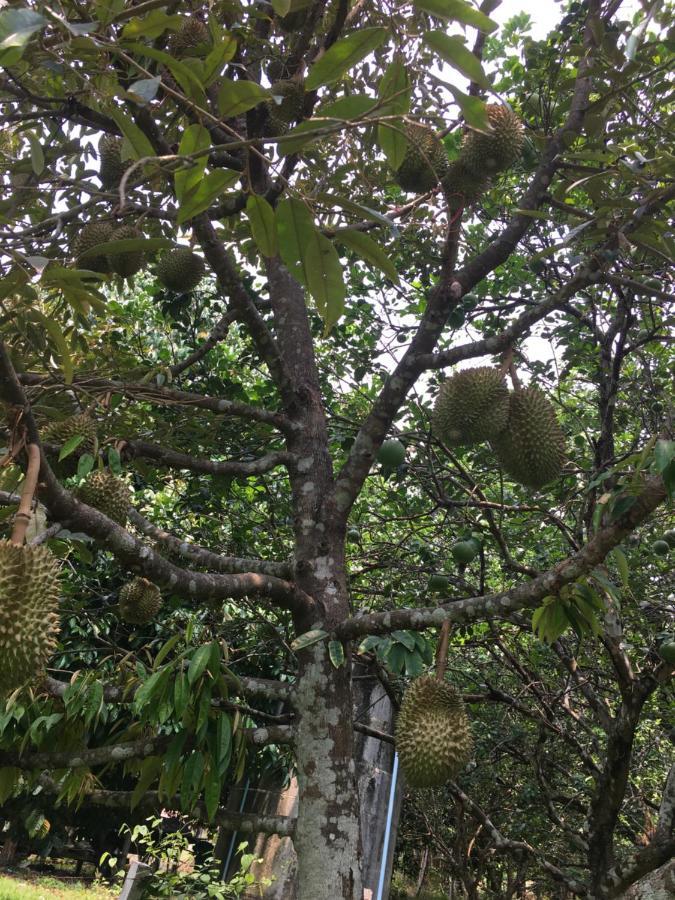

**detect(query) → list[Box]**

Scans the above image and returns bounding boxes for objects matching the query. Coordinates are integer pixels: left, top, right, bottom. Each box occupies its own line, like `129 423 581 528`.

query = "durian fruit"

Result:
490 388 566 489
266 80 305 136
396 676 472 788
168 19 211 57
99 135 126 191
42 413 97 455
460 104 524 177
107 224 145 277
77 470 131 525
156 248 205 292
441 160 490 209
0 541 61 695
73 221 114 273
394 122 449 194
432 367 510 447
118 577 162 625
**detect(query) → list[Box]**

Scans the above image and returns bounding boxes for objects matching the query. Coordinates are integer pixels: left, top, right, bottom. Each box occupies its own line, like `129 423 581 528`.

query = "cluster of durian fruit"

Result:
432 366 566 490
396 675 473 788
394 104 524 207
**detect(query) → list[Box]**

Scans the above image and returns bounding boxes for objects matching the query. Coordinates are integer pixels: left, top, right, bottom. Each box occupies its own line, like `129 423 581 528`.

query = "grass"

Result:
0 873 117 900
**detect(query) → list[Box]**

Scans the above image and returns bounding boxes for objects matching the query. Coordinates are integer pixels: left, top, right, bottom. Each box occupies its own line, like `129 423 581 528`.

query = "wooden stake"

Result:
435 619 451 681
10 443 41 546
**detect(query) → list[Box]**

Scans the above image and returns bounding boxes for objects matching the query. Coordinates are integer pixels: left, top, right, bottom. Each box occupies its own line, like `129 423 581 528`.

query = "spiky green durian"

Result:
77 470 131 525
107 225 145 277
42 414 97 455
441 160 491 209
99 135 126 191
73 222 114 273
266 80 305 136
0 541 61 695
168 19 211 57
396 676 472 788
490 388 566 489
118 577 162 625
394 122 449 194
156 248 205 292
432 367 510 447
460 104 524 177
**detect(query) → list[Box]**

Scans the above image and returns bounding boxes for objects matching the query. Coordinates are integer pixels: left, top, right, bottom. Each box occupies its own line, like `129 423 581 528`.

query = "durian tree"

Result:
0 0 674 897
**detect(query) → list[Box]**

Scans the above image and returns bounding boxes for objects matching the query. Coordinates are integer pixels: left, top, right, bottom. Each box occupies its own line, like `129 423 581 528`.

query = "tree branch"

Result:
122 440 294 477
336 475 666 640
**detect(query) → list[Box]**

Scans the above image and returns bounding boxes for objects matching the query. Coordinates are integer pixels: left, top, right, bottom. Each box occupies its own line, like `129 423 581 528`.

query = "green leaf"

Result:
290 628 329 651
271 0 291 14
203 36 238 85
175 124 211 203
0 9 47 65
107 107 156 160
413 0 498 31
108 446 122 475
610 547 630 589
125 43 207 104
391 630 416 651
655 439 675 474
126 76 161 105
386 643 406 674
58 434 85 461
131 756 162 809
154 633 183 670
177 170 238 225
27 132 44 176
77 454 95 478
403 650 425 677
26 310 74 384
423 32 490 87
246 195 278 258
316 193 399 235
120 10 183 40
305 27 389 91
335 229 399 284
173 671 189 719
204 766 222 822
133 668 169 713
215 713 232 775
181 751 205 811
276 198 315 286
446 86 489 130
304 233 346 333
328 640 345 668
188 645 213 685
217 79 270 117
377 60 410 170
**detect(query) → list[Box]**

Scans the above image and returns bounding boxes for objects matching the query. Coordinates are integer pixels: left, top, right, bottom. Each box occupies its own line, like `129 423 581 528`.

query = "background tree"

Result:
0 0 673 898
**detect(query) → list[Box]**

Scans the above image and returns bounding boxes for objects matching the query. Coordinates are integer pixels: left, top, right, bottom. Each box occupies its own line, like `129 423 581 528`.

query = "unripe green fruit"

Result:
662 530 675 548
377 439 405 468
657 641 675 665
428 574 449 593
451 541 477 565
347 527 360 542
652 540 670 557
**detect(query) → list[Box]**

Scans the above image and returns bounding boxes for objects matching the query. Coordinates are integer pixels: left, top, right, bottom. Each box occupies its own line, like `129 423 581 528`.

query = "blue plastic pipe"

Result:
375 752 399 900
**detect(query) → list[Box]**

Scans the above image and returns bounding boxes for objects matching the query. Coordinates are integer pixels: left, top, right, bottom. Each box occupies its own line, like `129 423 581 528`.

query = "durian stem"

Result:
499 348 513 377
435 619 451 681
508 362 522 392
11 443 40 546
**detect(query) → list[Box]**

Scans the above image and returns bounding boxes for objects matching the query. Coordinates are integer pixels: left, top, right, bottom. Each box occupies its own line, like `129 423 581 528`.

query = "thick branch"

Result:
336 475 666 640
123 440 294 477
128 509 292 579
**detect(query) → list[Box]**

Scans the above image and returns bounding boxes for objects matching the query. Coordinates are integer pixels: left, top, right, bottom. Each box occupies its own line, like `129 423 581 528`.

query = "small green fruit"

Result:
663 530 675 548
451 541 477 565
428 574 449 593
657 641 675 665
652 540 670 557
377 439 405 468
347 527 360 542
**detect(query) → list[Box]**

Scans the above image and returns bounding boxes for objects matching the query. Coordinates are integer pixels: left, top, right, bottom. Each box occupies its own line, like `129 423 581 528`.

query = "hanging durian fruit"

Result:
168 19 211 57
77 470 131 525
42 414 97 455
99 135 126 191
73 221 114 273
395 122 449 194
156 248 205 292
441 160 490 209
266 80 305 136
460 104 524 177
396 676 472 788
107 224 145 277
0 541 61 695
118 577 162 624
432 367 510 447
490 387 566 489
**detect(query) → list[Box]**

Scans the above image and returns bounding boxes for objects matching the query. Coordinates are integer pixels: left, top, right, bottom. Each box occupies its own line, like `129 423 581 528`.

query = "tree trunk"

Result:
293 642 363 899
